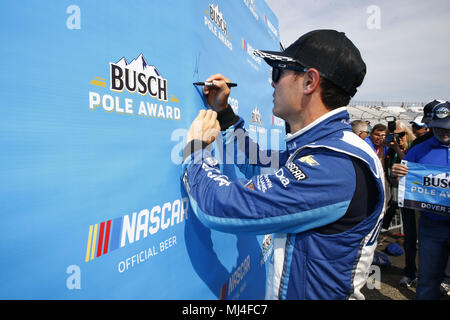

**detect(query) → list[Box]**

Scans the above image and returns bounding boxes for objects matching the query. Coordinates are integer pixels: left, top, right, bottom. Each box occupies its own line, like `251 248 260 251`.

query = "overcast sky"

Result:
264 0 450 103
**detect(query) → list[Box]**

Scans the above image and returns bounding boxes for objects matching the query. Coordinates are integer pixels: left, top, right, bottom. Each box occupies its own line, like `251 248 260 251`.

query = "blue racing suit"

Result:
182 107 385 299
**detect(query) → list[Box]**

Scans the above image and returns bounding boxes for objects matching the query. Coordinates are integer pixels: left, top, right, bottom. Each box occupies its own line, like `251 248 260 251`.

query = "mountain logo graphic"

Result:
250 107 263 125
115 53 162 78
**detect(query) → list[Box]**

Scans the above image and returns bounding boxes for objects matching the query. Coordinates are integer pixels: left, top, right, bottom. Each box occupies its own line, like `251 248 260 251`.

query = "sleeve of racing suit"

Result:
182 146 357 235
216 106 289 179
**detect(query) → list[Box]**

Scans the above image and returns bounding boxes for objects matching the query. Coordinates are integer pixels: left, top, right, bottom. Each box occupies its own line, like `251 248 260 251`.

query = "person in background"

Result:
392 100 450 299
381 121 417 287
410 116 429 139
410 100 446 149
384 121 415 169
365 124 387 165
351 120 369 140
398 100 448 288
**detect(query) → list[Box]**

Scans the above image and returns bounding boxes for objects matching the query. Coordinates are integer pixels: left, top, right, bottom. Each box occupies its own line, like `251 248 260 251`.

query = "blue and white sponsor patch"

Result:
274 168 290 188
285 162 308 181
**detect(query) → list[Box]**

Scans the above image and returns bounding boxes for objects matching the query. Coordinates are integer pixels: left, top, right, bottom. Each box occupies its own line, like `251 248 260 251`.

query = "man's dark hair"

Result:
371 123 387 133
320 78 351 110
291 69 351 110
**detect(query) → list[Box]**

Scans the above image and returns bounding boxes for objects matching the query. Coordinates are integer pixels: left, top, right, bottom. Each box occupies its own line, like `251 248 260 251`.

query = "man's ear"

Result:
302 68 321 95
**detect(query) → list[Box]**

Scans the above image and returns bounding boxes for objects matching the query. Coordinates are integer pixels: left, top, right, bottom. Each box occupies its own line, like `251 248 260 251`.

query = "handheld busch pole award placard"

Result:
398 160 450 216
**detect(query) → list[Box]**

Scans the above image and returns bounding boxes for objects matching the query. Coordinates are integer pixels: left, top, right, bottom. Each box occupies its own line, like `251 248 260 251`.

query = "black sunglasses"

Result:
272 62 308 83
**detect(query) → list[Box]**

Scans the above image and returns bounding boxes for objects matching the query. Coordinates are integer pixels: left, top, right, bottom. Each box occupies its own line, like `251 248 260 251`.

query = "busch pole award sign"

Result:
398 161 450 216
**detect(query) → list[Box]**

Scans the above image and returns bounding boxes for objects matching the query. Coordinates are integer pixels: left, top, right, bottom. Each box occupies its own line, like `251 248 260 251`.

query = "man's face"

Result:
271 69 303 120
358 130 369 140
412 124 428 137
370 129 386 147
432 127 450 145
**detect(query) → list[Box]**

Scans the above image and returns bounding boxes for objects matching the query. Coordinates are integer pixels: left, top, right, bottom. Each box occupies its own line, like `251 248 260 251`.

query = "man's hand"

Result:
203 74 232 112
391 163 409 177
187 109 221 145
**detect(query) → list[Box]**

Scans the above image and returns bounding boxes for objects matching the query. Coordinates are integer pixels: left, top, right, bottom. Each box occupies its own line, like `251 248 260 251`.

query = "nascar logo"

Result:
85 218 123 262
85 198 189 262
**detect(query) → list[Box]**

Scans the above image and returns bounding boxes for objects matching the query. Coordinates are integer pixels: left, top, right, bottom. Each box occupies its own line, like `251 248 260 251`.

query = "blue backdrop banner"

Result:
0 1 284 299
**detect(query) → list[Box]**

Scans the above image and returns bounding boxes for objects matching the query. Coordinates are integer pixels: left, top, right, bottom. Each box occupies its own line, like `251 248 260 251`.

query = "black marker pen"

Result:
193 82 237 88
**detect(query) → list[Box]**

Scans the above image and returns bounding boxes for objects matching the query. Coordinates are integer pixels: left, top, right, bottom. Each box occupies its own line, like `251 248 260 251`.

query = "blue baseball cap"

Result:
428 101 450 129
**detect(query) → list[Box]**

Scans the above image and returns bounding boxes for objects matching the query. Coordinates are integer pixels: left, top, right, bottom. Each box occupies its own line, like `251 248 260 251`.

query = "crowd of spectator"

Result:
350 99 450 299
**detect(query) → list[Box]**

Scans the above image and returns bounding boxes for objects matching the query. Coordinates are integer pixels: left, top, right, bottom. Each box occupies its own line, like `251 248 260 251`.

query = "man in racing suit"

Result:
182 30 385 299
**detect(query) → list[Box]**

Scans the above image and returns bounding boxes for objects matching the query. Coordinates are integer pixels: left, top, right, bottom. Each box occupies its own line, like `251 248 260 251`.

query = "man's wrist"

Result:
217 105 240 131
183 139 209 161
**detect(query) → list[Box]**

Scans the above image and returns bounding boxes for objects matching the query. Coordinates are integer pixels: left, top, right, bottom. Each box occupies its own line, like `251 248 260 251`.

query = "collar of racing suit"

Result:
284 107 351 154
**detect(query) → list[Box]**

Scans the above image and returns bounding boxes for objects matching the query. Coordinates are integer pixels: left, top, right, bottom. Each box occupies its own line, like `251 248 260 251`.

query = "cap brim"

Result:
253 49 299 66
421 116 431 124
410 121 427 127
428 118 450 129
